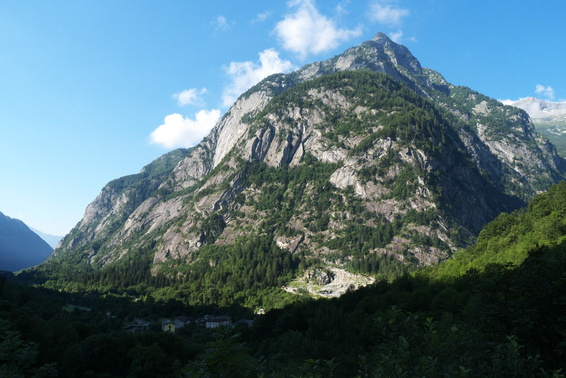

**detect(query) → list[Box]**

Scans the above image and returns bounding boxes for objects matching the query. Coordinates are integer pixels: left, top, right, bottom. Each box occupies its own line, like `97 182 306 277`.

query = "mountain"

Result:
504 97 566 157
31 227 63 249
35 33 566 306
504 97 566 123
0 212 53 272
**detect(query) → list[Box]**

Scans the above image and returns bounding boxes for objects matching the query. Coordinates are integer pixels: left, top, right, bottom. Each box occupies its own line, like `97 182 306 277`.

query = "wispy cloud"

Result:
535 84 555 100
499 99 516 106
389 30 404 43
253 11 272 23
274 0 362 59
222 48 295 107
172 88 207 106
335 1 351 17
150 110 221 149
212 15 232 32
368 0 409 26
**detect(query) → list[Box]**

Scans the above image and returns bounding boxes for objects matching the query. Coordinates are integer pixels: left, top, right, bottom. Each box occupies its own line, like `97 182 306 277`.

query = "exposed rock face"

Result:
48 33 565 292
284 267 375 298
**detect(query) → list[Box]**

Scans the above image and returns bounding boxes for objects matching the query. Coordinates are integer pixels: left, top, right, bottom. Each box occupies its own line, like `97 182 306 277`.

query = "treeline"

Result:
32 234 304 310
3 234 565 376
153 235 304 309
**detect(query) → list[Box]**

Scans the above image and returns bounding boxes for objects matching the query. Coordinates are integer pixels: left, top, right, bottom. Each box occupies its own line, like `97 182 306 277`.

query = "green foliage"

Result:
0 319 57 377
243 155 342 236
444 87 529 138
325 221 397 253
248 239 566 376
153 235 302 309
435 181 566 278
181 328 258 378
200 213 226 244
0 276 219 378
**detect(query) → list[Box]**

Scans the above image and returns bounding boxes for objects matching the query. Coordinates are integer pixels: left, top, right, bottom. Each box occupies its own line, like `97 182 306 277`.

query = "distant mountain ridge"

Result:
34 33 566 306
505 97 566 158
30 227 63 249
503 97 566 123
0 212 53 271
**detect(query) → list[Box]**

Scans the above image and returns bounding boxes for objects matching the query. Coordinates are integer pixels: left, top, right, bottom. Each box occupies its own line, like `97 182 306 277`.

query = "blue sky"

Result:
1 0 564 236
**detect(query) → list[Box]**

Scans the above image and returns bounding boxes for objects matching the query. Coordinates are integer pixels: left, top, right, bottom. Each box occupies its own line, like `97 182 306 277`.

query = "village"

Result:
62 302 258 334
123 314 251 334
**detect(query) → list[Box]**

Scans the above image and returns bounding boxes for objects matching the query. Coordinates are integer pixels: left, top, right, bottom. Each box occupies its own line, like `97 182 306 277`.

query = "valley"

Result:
2 32 566 377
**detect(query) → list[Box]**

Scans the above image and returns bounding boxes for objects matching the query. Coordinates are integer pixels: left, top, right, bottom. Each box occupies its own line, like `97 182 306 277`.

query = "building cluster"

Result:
123 314 252 333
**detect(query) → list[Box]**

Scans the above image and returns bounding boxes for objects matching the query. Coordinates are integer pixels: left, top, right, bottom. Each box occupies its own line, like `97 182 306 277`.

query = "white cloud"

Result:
535 84 555 100
335 1 351 17
213 15 231 31
499 99 516 106
172 88 207 106
389 30 403 43
222 48 295 107
150 110 221 149
274 0 362 59
368 1 409 26
253 11 272 23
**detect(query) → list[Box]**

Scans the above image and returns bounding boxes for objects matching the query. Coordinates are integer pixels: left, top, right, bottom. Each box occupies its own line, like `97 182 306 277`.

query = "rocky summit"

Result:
41 33 565 302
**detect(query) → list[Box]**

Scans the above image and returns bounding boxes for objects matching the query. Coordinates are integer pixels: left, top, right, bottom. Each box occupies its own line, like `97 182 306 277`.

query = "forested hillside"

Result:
434 180 566 277
2 182 565 377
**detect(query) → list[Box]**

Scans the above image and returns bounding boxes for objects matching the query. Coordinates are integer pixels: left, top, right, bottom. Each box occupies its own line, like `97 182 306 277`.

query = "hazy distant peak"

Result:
31 227 63 249
0 212 53 271
503 97 566 121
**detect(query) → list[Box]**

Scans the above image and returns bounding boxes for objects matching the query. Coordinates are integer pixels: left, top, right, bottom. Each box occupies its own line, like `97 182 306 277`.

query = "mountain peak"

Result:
372 32 392 43
504 97 566 122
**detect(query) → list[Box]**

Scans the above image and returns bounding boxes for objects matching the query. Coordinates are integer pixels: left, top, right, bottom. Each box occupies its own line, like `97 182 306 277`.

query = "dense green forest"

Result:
2 182 566 376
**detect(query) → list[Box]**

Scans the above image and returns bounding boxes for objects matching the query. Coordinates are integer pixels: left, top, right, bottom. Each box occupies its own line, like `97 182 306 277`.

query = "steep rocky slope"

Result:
505 97 566 158
42 33 565 299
